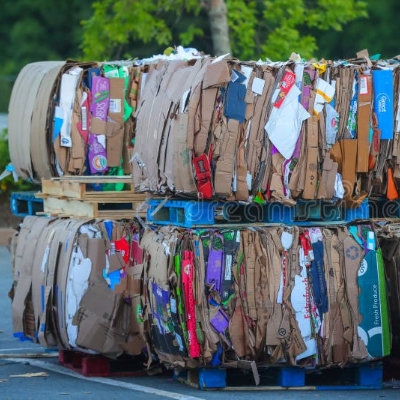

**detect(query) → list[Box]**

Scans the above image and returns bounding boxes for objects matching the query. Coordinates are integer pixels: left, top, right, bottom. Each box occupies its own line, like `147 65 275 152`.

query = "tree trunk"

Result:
204 0 231 56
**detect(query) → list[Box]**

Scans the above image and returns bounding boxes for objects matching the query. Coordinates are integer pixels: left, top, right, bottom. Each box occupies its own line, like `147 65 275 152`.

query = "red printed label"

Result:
274 71 296 108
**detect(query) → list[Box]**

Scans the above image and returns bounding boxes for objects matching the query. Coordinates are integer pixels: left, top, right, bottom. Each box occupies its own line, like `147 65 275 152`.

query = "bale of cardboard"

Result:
8 60 137 184
132 50 400 209
377 221 400 357
10 215 146 359
137 223 391 371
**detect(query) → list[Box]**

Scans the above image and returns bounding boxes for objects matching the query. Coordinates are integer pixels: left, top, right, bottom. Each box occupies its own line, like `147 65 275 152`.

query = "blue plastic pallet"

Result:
10 191 43 217
146 198 369 228
175 363 383 390
364 197 400 219
147 199 220 227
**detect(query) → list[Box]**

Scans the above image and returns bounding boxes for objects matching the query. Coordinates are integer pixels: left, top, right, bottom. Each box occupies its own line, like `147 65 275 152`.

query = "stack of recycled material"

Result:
7 49 400 210
8 59 139 183
10 216 146 358
7 61 136 183
132 51 400 208
10 215 393 369
7 48 400 374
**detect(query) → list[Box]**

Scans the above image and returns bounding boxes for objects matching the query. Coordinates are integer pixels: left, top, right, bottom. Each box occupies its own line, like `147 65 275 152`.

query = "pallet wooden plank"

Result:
83 193 147 201
36 191 147 202
49 175 133 183
41 177 137 200
41 179 84 199
43 197 97 218
42 197 147 219
97 210 138 219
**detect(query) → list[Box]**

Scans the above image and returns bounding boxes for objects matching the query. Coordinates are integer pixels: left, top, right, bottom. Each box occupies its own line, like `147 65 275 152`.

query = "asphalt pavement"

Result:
1 243 400 400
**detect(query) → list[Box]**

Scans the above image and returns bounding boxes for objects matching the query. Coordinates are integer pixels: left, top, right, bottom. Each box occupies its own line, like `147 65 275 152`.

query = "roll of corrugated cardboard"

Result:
31 63 66 180
8 61 65 183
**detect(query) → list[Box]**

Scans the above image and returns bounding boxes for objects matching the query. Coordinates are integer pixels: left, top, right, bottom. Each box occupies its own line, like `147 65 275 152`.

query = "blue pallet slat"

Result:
278 367 305 387
198 368 227 389
356 363 383 388
145 196 400 226
147 199 219 227
345 198 370 222
147 198 354 227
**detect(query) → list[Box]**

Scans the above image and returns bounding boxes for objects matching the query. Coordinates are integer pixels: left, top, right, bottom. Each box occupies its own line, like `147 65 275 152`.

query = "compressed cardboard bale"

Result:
377 223 400 356
8 60 137 182
132 55 400 209
10 216 147 360
140 224 391 370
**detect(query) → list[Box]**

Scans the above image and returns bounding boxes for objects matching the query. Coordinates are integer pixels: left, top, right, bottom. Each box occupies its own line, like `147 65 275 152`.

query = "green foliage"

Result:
0 0 94 112
81 0 202 60
314 0 400 59
81 0 367 61
227 0 258 60
226 0 368 60
1 0 397 117
0 129 39 197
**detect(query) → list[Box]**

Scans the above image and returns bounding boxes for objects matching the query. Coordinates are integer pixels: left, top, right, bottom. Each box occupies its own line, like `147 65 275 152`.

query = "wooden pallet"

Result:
35 176 148 219
40 176 135 200
175 362 384 390
37 197 147 219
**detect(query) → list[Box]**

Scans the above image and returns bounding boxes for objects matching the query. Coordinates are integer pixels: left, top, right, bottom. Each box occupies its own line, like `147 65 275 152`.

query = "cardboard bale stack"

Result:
127 49 400 379
9 215 396 375
6 49 400 383
7 50 400 208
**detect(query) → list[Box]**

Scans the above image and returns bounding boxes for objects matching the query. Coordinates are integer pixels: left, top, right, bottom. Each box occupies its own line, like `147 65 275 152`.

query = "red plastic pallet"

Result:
58 349 148 377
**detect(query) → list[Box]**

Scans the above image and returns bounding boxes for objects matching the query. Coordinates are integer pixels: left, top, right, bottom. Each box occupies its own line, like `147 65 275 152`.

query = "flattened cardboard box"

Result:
357 248 390 357
11 216 54 339
75 283 128 357
357 74 372 173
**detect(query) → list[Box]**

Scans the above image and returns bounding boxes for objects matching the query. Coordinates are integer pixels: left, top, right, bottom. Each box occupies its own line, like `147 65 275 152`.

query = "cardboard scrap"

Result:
9 372 49 378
